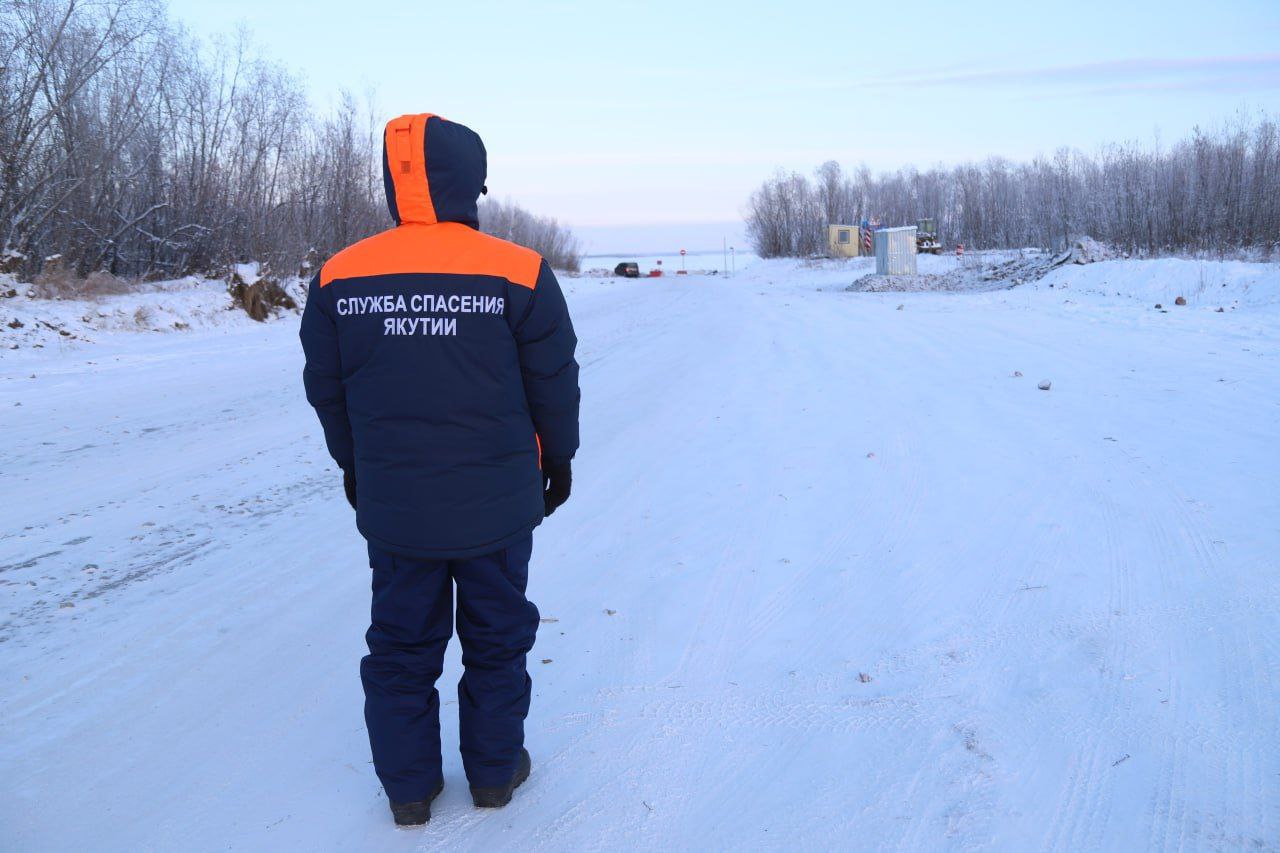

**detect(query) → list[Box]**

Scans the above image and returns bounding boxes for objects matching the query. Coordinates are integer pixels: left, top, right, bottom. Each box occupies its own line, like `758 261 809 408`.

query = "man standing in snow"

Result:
300 113 579 827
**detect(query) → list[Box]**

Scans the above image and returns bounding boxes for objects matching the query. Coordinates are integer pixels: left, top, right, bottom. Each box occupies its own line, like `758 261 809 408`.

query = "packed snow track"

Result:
2 257 1277 850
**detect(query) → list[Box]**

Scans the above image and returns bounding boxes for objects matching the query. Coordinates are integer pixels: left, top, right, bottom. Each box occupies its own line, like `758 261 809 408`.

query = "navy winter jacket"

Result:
300 113 580 558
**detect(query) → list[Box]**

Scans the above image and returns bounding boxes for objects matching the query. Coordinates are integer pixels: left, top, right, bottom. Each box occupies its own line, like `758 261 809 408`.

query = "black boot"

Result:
389 779 444 827
470 748 531 808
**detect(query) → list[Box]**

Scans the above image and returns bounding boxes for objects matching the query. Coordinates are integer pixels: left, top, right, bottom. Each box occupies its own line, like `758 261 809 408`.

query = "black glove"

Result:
342 467 357 510
542 459 572 517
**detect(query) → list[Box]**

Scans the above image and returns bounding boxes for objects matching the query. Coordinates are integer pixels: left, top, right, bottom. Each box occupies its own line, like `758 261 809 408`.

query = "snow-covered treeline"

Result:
746 114 1280 259
0 0 581 284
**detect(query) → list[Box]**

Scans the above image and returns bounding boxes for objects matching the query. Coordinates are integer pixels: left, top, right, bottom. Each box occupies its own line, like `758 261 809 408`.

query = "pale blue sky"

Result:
170 0 1280 252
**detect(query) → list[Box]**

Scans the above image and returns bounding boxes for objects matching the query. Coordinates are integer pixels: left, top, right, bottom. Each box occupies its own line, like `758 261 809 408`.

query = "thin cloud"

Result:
1083 72 1280 96
844 53 1280 95
496 148 839 169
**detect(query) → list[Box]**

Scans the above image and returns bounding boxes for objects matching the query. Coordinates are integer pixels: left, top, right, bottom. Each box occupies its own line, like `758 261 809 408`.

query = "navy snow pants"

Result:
360 535 539 802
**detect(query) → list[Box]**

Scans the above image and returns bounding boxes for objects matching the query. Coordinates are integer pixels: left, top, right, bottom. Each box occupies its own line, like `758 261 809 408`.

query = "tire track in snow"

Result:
1114 445 1278 852
1040 471 1139 853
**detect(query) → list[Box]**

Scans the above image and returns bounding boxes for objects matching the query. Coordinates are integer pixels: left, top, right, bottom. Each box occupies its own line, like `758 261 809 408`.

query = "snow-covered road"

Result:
2 259 1277 850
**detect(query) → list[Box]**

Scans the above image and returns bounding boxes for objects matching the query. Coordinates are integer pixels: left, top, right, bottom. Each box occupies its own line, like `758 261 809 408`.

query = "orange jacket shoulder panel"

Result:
320 223 542 289
445 228 542 290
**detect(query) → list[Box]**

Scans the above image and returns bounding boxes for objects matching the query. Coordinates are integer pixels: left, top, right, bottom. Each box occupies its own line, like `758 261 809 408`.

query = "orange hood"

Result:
381 113 487 228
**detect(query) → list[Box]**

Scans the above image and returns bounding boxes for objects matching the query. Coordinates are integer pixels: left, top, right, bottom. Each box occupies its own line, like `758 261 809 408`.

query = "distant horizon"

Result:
574 221 749 257
581 248 740 257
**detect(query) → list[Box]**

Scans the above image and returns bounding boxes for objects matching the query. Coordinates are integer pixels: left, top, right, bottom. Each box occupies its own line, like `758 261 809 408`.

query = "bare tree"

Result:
0 0 584 283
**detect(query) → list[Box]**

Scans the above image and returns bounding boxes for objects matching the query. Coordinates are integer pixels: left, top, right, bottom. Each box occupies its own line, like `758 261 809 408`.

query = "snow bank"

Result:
1067 235 1116 264
1033 257 1279 311
736 256 877 289
0 273 303 352
739 250 1280 313
4 252 1275 357
233 261 263 284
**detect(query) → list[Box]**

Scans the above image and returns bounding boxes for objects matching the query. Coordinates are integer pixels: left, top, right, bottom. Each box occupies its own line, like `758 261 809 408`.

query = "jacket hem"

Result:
360 515 544 561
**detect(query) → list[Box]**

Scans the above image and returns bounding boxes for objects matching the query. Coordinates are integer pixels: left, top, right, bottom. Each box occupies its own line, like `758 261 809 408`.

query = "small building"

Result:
827 224 861 258
874 226 918 275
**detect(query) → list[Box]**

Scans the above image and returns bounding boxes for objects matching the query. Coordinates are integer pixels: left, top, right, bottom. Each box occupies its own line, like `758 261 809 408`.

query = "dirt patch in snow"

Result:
847 250 1072 293
847 273 953 292
226 266 299 321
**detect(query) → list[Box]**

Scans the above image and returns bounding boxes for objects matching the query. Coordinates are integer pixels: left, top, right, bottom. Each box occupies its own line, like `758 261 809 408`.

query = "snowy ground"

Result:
2 255 1278 850
0 270 304 351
